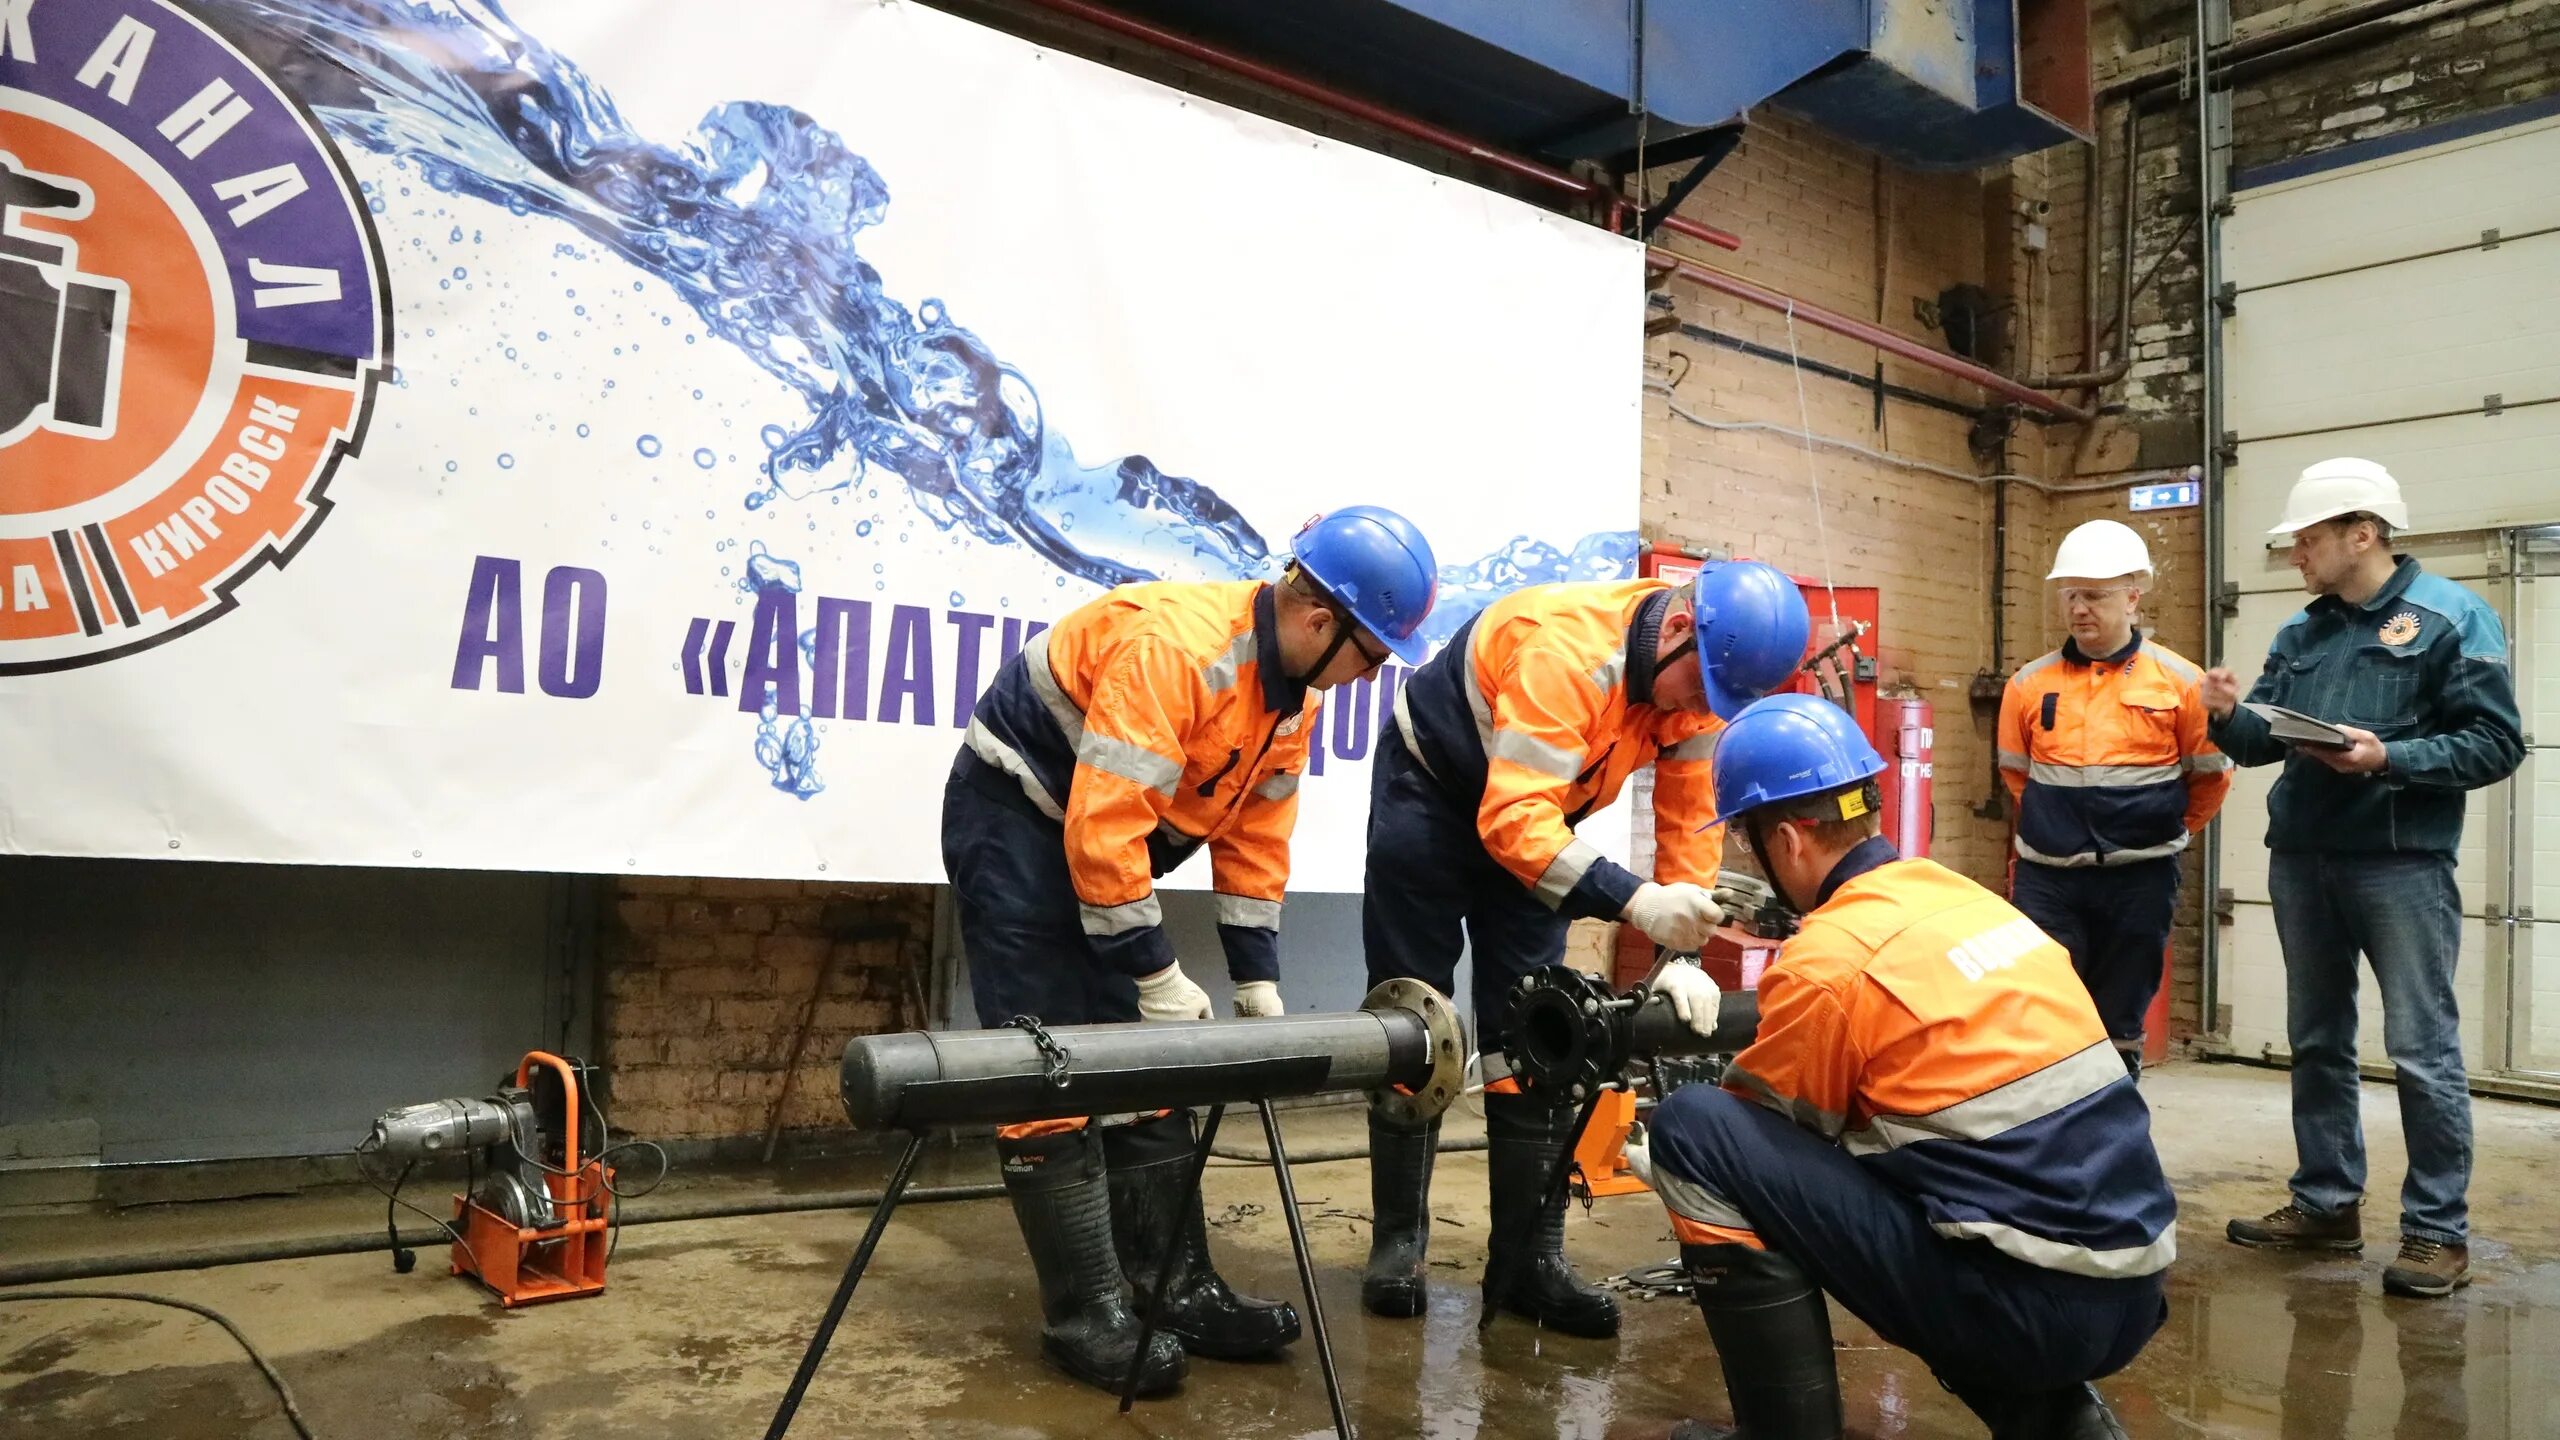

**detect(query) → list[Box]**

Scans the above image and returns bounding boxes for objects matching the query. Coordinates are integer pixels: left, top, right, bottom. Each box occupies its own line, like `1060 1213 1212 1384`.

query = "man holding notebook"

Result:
2201 458 2523 1299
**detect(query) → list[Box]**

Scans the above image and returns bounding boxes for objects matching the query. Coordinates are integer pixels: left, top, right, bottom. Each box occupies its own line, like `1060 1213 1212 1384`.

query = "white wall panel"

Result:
2221 417 2560 573
2518 570 2560 1073
2225 115 2560 288
2225 239 2560 438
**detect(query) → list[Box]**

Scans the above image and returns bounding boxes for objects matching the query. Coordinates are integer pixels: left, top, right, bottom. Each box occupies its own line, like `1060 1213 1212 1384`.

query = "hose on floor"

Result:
0 1289 316 1440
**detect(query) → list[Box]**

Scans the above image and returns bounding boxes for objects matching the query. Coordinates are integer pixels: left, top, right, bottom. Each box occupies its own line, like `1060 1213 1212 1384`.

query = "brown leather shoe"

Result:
2381 1237 2471 1298
2227 1199 2364 1252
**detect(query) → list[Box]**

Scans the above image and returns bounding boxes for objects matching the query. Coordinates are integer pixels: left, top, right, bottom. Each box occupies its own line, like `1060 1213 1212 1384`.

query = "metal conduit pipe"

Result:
1646 385 2189 495
1649 251 2098 423
1008 0 1744 252
0 1181 1014 1290
2028 98 2144 392
2102 0 2510 103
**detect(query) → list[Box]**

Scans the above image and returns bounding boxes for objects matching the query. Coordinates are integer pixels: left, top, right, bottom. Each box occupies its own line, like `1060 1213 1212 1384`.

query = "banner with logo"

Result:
0 0 1641 889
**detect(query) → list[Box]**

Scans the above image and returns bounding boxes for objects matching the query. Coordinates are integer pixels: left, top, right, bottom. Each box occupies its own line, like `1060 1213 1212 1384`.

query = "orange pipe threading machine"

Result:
363 1049 616 1308
449 1050 614 1306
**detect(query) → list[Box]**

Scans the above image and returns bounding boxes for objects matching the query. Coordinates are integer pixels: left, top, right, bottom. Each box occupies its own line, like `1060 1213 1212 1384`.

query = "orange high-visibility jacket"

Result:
964 581 1314 981
1394 579 1721 919
1715 845 2177 1278
1998 633 2231 868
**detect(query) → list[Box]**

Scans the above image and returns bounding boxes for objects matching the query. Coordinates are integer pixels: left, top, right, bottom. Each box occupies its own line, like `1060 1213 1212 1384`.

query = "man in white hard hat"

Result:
2200 458 2523 1299
1999 520 2229 1080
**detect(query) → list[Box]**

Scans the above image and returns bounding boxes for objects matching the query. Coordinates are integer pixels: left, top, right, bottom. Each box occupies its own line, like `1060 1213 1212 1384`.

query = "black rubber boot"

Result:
997 1127 1187 1395
1942 1377 2131 1440
1668 1242 1844 1440
1481 1090 1620 1338
1362 1111 1439 1318
1101 1111 1302 1360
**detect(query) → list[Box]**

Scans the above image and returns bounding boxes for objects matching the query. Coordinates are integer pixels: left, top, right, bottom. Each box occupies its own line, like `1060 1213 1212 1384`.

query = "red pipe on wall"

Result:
1012 0 1744 251
1649 252 2095 422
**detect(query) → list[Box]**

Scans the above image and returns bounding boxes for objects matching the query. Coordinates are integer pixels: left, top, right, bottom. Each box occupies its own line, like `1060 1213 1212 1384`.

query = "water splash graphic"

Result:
204 0 1637 783
208 0 1275 589
736 544 822 797
756 699 824 800
207 0 1635 595
1419 532 1642 648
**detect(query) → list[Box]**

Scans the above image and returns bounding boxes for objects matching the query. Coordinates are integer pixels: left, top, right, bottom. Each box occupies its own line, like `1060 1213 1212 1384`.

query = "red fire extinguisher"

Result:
1877 698 1933 859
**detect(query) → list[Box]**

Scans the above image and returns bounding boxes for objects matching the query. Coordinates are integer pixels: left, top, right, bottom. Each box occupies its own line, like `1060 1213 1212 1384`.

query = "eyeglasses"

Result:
1345 628 1391 673
2058 586 2135 607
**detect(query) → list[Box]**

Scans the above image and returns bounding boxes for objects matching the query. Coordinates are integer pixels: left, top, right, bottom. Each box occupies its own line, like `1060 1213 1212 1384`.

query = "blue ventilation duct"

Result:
1089 0 2092 173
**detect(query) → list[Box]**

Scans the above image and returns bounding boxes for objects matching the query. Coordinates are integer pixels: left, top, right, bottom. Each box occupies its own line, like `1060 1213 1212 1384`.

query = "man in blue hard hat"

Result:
1635 693 2171 1440
945 505 1439 1395
1357 561 1811 1338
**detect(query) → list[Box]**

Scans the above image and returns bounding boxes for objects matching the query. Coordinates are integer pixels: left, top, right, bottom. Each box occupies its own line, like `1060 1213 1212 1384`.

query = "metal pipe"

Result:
1008 0 1743 251
1647 388 2192 494
2028 99 2144 391
1649 252 2097 423
2212 0 2507 94
2079 118 2102 380
2195 0 2231 1044
1502 968 1761 1099
2099 0 2497 102
839 980 1466 1131
1654 313 1996 422
0 1179 1013 1290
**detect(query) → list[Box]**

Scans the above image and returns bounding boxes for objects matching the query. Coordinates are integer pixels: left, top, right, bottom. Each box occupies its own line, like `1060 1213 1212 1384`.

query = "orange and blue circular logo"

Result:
0 0 385 673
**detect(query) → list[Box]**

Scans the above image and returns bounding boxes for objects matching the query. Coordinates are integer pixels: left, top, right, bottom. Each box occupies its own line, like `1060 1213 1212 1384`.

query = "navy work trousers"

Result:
1648 1085 2166 1395
2010 855 2180 1050
1361 725 1570 1054
941 751 1140 1029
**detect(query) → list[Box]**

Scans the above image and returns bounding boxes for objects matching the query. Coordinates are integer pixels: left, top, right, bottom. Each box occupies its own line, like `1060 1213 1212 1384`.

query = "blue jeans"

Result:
2266 851 2472 1244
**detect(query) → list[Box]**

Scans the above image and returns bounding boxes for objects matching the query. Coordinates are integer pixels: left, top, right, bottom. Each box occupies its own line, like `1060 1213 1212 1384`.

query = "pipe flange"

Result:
1501 967 1624 1101
1362 978 1465 1125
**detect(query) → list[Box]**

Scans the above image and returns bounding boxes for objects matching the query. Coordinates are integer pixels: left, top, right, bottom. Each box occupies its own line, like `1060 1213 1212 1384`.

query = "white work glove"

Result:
1622 881 1725 952
1231 981 1285 1018
1135 962 1214 1023
1622 1127 1656 1188
1652 959 1723 1039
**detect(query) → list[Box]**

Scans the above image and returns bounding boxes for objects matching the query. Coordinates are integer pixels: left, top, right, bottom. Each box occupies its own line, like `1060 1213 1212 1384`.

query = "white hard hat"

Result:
2267 457 2410 536
2048 519 2153 581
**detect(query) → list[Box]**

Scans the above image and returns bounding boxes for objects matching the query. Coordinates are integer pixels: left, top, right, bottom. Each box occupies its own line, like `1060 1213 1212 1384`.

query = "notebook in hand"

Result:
2241 702 2352 750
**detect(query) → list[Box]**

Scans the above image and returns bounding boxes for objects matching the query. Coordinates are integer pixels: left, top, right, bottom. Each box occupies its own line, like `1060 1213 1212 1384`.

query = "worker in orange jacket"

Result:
1999 520 2230 1078
1639 694 2172 1440
943 506 1438 1396
1358 561 1811 1336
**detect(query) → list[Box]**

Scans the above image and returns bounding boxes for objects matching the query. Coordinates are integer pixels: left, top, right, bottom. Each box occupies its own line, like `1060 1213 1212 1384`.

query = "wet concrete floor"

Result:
4 1062 2558 1438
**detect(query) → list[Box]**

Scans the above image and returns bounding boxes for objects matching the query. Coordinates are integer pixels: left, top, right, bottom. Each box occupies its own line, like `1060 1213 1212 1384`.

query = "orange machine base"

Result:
451 1186 611 1307
1571 1088 1652 1199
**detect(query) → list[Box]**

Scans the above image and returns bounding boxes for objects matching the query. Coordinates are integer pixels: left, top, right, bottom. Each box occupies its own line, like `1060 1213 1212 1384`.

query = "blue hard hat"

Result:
1703 693 1885 829
1290 506 1439 664
1691 560 1813 720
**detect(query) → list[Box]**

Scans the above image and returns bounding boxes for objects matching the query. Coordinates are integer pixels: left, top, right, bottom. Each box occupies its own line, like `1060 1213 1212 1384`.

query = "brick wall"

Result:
1641 115 2025 889
601 879 936 1146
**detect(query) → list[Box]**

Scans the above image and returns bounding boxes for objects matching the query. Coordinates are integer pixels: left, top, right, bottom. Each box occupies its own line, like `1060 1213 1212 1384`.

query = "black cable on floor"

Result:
0 1289 316 1440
